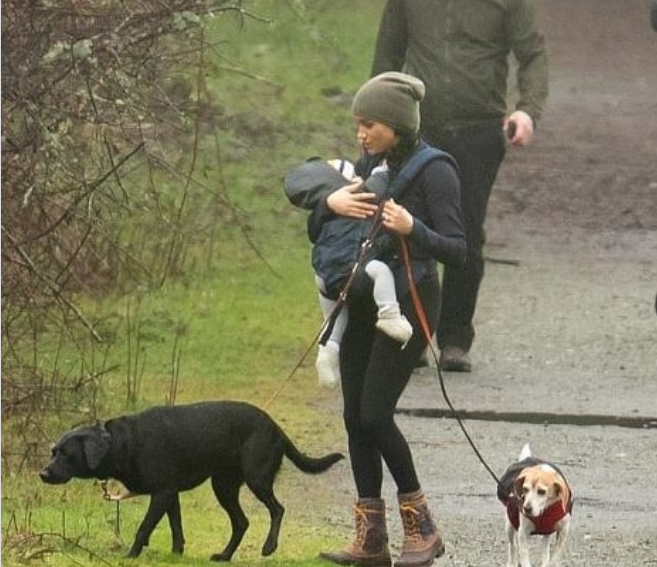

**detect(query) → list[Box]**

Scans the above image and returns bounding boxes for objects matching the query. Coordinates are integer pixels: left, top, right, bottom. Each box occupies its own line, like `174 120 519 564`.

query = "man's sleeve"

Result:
371 0 409 75
510 0 549 122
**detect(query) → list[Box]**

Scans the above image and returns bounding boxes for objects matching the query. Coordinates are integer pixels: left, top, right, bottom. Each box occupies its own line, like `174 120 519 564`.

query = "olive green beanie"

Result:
351 72 425 134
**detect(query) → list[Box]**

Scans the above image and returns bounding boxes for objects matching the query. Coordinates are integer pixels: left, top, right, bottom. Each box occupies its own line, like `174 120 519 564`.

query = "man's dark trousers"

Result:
424 120 507 351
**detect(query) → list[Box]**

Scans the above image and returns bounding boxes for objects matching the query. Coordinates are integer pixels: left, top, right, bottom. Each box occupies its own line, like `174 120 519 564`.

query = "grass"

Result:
2 1 386 565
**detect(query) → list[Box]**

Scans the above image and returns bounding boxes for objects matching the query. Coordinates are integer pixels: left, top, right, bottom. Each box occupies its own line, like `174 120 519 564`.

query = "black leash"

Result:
400 237 501 486
265 198 503 487
264 200 503 488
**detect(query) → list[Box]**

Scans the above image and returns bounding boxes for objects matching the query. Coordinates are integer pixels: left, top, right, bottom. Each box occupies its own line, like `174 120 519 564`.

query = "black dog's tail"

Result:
281 433 344 474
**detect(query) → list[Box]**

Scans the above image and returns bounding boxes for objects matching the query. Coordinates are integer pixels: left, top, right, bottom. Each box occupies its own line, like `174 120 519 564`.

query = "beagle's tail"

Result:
519 443 532 461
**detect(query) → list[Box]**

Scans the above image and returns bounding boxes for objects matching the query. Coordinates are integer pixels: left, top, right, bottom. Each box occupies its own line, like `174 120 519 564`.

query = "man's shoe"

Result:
439 346 472 372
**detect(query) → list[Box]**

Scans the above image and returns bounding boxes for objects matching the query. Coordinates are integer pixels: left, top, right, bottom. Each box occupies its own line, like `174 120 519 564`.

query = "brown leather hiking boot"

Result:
319 498 392 566
395 490 445 567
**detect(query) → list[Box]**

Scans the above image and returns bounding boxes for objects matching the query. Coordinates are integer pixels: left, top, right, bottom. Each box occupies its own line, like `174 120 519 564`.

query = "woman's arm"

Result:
326 181 378 219
405 160 467 268
307 181 378 243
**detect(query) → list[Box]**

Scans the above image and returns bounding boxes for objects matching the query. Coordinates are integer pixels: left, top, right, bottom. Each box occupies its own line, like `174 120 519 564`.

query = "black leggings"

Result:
339 275 441 498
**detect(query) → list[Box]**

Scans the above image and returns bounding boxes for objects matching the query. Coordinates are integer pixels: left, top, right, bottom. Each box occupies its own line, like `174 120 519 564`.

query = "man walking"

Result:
371 0 549 372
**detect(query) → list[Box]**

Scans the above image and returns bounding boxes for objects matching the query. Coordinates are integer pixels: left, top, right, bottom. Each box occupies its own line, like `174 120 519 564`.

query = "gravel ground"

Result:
317 1 657 565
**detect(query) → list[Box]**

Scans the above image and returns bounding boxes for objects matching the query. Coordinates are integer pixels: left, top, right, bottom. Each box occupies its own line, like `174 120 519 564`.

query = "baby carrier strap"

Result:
388 144 457 201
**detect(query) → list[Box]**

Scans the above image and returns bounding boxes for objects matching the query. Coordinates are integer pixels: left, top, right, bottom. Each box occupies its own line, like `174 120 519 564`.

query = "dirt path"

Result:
408 2 657 563
317 2 657 565
492 0 657 234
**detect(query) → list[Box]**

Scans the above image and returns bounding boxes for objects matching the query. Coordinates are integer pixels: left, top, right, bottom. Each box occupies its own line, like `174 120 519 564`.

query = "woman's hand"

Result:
326 181 378 219
382 199 414 235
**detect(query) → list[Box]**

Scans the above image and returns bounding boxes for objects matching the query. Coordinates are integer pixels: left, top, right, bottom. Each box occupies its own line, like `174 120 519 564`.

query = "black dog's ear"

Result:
83 426 111 471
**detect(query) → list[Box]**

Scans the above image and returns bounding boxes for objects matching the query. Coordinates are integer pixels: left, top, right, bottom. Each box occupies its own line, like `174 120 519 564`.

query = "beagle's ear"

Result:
514 474 526 498
553 478 565 497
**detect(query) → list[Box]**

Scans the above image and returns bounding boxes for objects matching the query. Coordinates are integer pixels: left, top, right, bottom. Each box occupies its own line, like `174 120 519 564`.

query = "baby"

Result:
313 159 413 387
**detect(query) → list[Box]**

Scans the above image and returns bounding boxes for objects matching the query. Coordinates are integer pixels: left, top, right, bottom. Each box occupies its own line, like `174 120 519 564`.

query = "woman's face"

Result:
354 117 399 155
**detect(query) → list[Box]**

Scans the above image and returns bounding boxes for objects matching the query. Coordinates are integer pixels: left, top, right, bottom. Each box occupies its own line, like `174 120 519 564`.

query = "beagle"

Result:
497 444 573 567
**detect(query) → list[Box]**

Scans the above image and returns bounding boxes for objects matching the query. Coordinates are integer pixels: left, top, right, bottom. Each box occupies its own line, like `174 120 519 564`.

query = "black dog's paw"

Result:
210 552 232 562
262 540 278 556
126 540 148 558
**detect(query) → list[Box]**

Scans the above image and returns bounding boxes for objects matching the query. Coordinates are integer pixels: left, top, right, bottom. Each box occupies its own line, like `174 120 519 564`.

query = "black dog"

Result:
39 401 344 561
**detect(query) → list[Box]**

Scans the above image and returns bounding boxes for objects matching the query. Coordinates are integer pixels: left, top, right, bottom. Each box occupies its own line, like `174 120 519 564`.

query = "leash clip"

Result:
101 479 136 501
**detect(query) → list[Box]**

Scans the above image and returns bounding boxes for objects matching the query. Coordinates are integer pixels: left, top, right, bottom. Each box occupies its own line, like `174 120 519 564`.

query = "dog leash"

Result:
263 204 503 486
262 203 386 408
400 237 501 486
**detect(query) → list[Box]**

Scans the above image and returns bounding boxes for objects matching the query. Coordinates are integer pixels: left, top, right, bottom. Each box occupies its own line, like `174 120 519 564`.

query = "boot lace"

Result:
353 503 370 545
400 503 423 543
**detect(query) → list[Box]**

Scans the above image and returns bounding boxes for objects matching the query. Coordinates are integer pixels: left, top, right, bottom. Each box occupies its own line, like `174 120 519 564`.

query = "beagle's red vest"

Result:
506 499 572 535
498 456 573 535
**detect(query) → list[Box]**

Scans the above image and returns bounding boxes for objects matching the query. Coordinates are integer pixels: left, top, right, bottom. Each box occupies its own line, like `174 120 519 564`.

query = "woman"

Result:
314 72 466 567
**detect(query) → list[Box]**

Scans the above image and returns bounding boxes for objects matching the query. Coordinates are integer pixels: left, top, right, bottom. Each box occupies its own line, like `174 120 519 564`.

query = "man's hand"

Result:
505 110 535 147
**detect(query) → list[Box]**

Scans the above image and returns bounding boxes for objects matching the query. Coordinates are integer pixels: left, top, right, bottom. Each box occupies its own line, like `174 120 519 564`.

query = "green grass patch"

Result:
2 1 387 565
